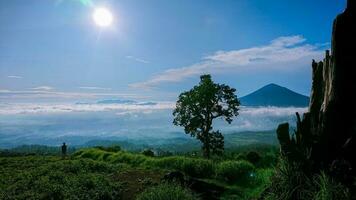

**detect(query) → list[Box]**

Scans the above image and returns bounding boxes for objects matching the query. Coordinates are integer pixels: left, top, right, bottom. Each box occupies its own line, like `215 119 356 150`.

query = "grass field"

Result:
0 144 277 200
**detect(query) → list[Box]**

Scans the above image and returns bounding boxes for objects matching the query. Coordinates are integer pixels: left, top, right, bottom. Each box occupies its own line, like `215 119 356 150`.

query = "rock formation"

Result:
277 0 356 180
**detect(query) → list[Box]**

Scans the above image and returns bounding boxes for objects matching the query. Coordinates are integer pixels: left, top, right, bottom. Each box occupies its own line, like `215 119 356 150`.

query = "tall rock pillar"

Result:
276 0 356 177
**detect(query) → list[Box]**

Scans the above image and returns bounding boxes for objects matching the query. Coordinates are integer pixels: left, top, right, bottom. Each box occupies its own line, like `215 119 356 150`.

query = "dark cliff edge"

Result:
276 0 356 188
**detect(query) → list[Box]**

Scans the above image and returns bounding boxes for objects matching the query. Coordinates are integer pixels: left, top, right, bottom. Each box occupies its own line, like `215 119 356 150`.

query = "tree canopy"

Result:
173 74 240 158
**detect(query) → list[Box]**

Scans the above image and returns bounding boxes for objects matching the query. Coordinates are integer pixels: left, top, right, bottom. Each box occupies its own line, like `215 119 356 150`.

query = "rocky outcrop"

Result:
277 0 356 179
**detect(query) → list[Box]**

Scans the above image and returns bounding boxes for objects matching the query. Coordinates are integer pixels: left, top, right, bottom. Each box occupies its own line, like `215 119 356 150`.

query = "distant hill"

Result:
97 99 137 104
240 84 309 107
1 130 278 154
75 99 157 105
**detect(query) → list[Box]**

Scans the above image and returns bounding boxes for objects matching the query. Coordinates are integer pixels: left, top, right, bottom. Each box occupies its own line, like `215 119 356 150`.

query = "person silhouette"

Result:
61 142 67 158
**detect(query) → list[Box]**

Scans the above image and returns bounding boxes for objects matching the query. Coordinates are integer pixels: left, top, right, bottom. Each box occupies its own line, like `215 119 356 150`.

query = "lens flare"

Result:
79 0 93 6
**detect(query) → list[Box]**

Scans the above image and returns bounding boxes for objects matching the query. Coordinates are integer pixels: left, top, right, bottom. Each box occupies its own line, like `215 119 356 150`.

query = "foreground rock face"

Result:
322 0 356 167
277 0 356 177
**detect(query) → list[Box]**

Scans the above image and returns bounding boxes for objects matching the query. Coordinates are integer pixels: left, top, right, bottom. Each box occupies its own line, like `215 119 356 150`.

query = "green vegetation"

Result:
94 145 121 153
216 160 255 183
73 146 276 199
264 158 351 200
0 144 77 156
137 183 198 200
0 144 277 199
74 148 216 178
141 149 155 157
173 74 240 158
0 156 122 200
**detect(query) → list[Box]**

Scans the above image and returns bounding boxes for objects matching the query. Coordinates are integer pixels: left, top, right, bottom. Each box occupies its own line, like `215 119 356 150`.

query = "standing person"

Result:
61 142 67 158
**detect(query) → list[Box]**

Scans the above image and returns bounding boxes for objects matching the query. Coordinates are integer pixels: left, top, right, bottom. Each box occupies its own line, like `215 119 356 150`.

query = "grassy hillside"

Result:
0 156 123 200
0 145 277 200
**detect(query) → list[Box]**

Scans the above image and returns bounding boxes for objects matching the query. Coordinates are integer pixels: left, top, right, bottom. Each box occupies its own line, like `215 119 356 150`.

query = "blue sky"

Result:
0 0 347 102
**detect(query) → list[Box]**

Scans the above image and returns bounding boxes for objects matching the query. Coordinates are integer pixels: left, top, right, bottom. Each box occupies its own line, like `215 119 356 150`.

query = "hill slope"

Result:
240 84 309 107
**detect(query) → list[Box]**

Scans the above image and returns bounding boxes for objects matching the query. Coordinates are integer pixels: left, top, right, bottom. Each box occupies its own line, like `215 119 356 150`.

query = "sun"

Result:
93 7 113 27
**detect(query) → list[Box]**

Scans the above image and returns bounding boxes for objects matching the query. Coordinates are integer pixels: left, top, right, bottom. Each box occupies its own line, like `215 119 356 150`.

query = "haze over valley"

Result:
0 84 307 148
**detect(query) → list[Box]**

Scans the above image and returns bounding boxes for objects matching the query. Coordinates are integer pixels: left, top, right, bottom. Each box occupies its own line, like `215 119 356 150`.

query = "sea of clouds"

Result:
0 101 307 147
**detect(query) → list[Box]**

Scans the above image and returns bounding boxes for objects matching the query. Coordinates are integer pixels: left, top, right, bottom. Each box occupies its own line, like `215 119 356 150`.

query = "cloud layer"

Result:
0 102 307 147
0 101 306 120
130 35 326 89
0 101 175 115
30 86 54 91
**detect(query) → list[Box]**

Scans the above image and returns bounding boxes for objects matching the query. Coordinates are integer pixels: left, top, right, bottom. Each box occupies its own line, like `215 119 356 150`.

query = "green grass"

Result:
1 146 278 199
72 147 276 199
74 148 216 178
0 156 123 200
137 183 198 200
264 158 351 200
216 160 255 183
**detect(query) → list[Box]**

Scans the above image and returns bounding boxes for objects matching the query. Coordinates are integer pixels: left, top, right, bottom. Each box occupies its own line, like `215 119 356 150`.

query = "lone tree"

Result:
173 74 240 158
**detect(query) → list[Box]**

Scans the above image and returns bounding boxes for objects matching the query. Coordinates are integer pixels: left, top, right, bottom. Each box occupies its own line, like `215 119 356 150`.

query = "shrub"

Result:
137 183 198 200
259 152 278 168
142 149 155 157
108 151 149 166
246 151 261 165
93 145 121 153
180 158 215 178
217 160 255 182
234 153 247 161
145 156 215 178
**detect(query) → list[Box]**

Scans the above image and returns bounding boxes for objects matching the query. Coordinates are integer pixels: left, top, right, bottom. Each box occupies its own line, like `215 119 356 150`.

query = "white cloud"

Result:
78 86 112 91
270 35 306 47
0 101 307 133
220 106 308 132
239 106 307 117
131 35 326 89
7 75 23 79
126 55 150 64
0 101 175 115
30 86 54 91
129 62 212 89
0 101 307 117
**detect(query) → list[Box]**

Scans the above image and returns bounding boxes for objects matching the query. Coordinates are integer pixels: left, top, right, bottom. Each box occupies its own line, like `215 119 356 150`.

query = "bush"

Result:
181 158 215 178
93 145 121 153
108 151 149 166
217 160 255 182
145 156 215 178
259 152 278 168
142 149 155 157
137 183 198 200
246 151 261 165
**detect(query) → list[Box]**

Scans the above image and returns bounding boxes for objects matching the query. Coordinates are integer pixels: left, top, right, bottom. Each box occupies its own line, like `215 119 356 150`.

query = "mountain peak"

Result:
264 83 281 88
240 84 309 107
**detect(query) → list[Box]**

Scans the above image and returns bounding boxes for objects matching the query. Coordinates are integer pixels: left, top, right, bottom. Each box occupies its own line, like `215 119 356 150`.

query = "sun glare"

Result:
93 7 113 27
